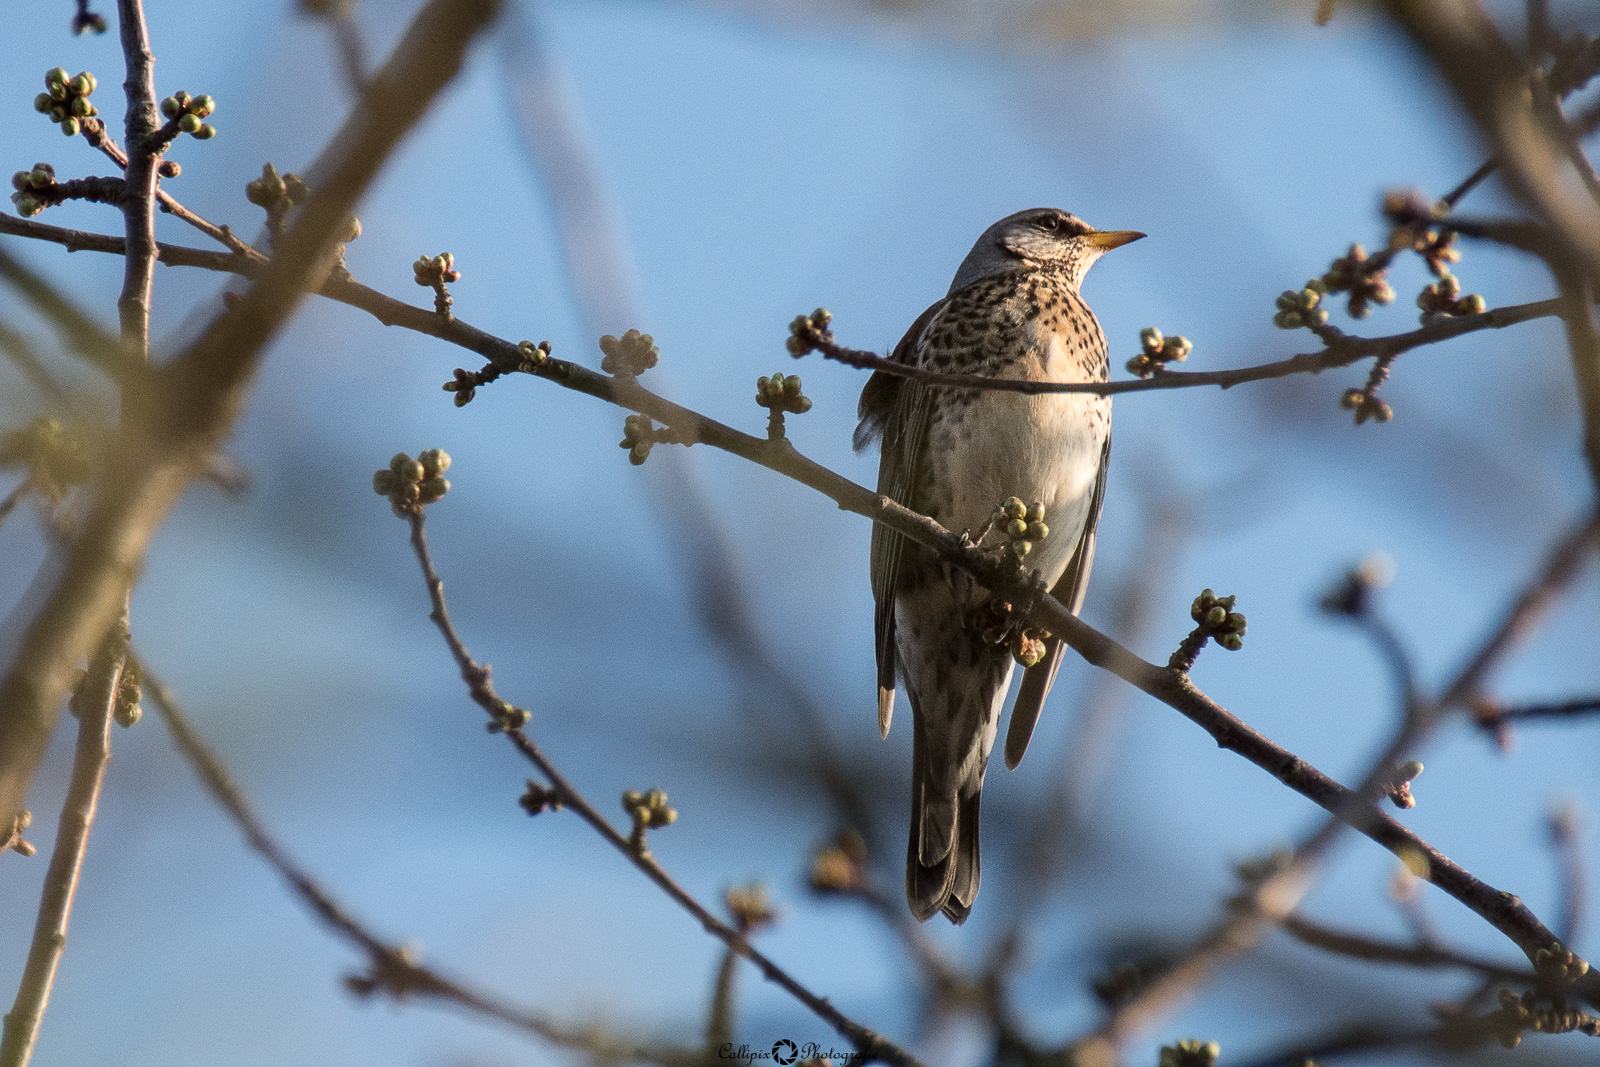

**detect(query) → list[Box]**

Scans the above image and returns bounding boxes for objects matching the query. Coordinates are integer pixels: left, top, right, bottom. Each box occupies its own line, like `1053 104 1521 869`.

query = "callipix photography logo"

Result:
718 1039 867 1065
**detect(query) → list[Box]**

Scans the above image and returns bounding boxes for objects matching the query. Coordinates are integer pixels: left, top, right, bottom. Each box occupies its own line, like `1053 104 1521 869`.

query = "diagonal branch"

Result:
403 512 925 1067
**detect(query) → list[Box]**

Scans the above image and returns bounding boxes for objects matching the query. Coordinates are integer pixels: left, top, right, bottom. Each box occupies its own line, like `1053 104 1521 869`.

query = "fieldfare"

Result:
855 208 1142 923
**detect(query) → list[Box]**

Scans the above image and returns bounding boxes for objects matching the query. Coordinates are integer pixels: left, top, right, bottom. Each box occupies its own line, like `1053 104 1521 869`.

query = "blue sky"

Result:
2 2 1599 1065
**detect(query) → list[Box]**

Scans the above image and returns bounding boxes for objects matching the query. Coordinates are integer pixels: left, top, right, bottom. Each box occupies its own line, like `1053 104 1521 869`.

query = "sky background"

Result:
2 1 1599 1065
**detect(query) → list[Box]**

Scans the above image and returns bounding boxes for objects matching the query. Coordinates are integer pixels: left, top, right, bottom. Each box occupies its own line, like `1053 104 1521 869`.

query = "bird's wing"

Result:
857 298 947 738
1003 432 1110 769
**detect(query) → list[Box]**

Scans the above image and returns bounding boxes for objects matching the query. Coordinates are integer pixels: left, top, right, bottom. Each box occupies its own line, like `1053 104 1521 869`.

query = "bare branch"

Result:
138 657 694 1066
0 618 124 1067
403 511 926 1067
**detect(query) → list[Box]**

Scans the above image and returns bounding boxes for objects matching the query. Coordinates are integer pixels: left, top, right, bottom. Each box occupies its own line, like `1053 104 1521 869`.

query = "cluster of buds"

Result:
0 415 91 501
1190 589 1247 651
1534 944 1591 984
372 449 451 516
599 329 659 377
3 810 35 858
1126 327 1192 378
1411 227 1460 278
1158 1040 1221 1067
1318 553 1393 618
755 372 812 414
1491 986 1600 1049
1340 350 1399 426
1416 272 1485 318
442 362 505 407
245 163 308 211
413 252 460 316
808 829 871 896
1321 244 1395 319
9 163 56 218
994 497 1048 560
159 90 217 140
724 883 778 934
113 661 143 729
33 68 98 137
1386 760 1424 809
623 787 677 855
786 307 834 357
620 413 656 465
1273 281 1330 330
516 339 551 372
518 779 563 816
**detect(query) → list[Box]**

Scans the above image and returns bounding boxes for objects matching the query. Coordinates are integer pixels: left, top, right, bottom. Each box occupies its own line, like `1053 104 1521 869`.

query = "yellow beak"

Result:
1084 229 1146 250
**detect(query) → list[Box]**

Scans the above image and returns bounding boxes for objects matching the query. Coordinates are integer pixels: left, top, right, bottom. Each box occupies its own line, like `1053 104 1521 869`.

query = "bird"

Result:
854 208 1142 924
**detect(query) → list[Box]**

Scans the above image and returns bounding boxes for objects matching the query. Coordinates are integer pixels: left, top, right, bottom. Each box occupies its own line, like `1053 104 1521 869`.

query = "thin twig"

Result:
136 656 694 1066
0 618 125 1067
1279 913 1536 982
1550 802 1588 947
1485 695 1600 724
0 482 29 533
403 512 926 1067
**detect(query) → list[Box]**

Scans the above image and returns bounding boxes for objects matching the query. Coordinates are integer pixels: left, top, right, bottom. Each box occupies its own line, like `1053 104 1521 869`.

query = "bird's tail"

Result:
906 713 984 925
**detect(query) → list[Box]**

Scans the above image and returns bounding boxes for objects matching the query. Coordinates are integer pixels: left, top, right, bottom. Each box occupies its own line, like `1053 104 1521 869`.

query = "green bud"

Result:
373 470 396 495
1278 310 1303 329
192 123 216 140
783 375 802 396
14 195 40 217
400 460 425 483
1456 294 1485 315
1219 634 1243 651
1225 613 1246 633
1002 497 1026 520
1307 307 1329 327
1140 326 1163 351
420 476 450 500
60 118 80 136
10 172 25 191
1026 503 1045 523
1205 605 1227 627
1307 278 1328 295
1297 288 1320 310
178 113 202 133
1010 540 1031 558
785 336 804 355
115 703 142 728
48 107 66 124
1276 290 1298 310
45 67 69 88
389 452 412 473
33 93 53 113
70 96 92 117
189 94 216 117
1006 518 1028 539
70 74 93 96
419 448 451 477
1026 521 1049 541
1399 760 1423 779
794 396 813 413
161 96 180 118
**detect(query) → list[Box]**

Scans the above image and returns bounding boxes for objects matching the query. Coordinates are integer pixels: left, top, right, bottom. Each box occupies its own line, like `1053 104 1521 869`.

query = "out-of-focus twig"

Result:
1279 913 1536 982
0 618 124 1067
1550 802 1588 948
496 8 874 836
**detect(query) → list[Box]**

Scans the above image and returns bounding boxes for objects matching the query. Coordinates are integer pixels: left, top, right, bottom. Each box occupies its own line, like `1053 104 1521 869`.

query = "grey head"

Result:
947 207 1144 295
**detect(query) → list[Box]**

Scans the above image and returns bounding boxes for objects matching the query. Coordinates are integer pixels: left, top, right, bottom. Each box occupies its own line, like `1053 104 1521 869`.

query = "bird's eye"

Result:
1037 216 1060 232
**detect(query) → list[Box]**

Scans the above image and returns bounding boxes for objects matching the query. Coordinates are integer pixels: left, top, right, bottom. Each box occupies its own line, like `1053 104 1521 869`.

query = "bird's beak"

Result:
1084 229 1146 251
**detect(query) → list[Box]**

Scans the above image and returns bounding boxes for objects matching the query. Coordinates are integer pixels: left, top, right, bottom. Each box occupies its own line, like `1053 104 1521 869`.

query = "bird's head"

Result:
948 208 1144 294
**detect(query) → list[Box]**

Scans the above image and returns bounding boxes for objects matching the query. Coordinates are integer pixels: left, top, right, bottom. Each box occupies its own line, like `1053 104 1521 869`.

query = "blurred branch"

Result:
1478 695 1600 727
0 0 500 861
496 7 875 837
1279 913 1536 982
138 657 693 1066
0 247 122 375
0 321 67 406
0 617 124 1067
1550 802 1588 947
403 509 925 1067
